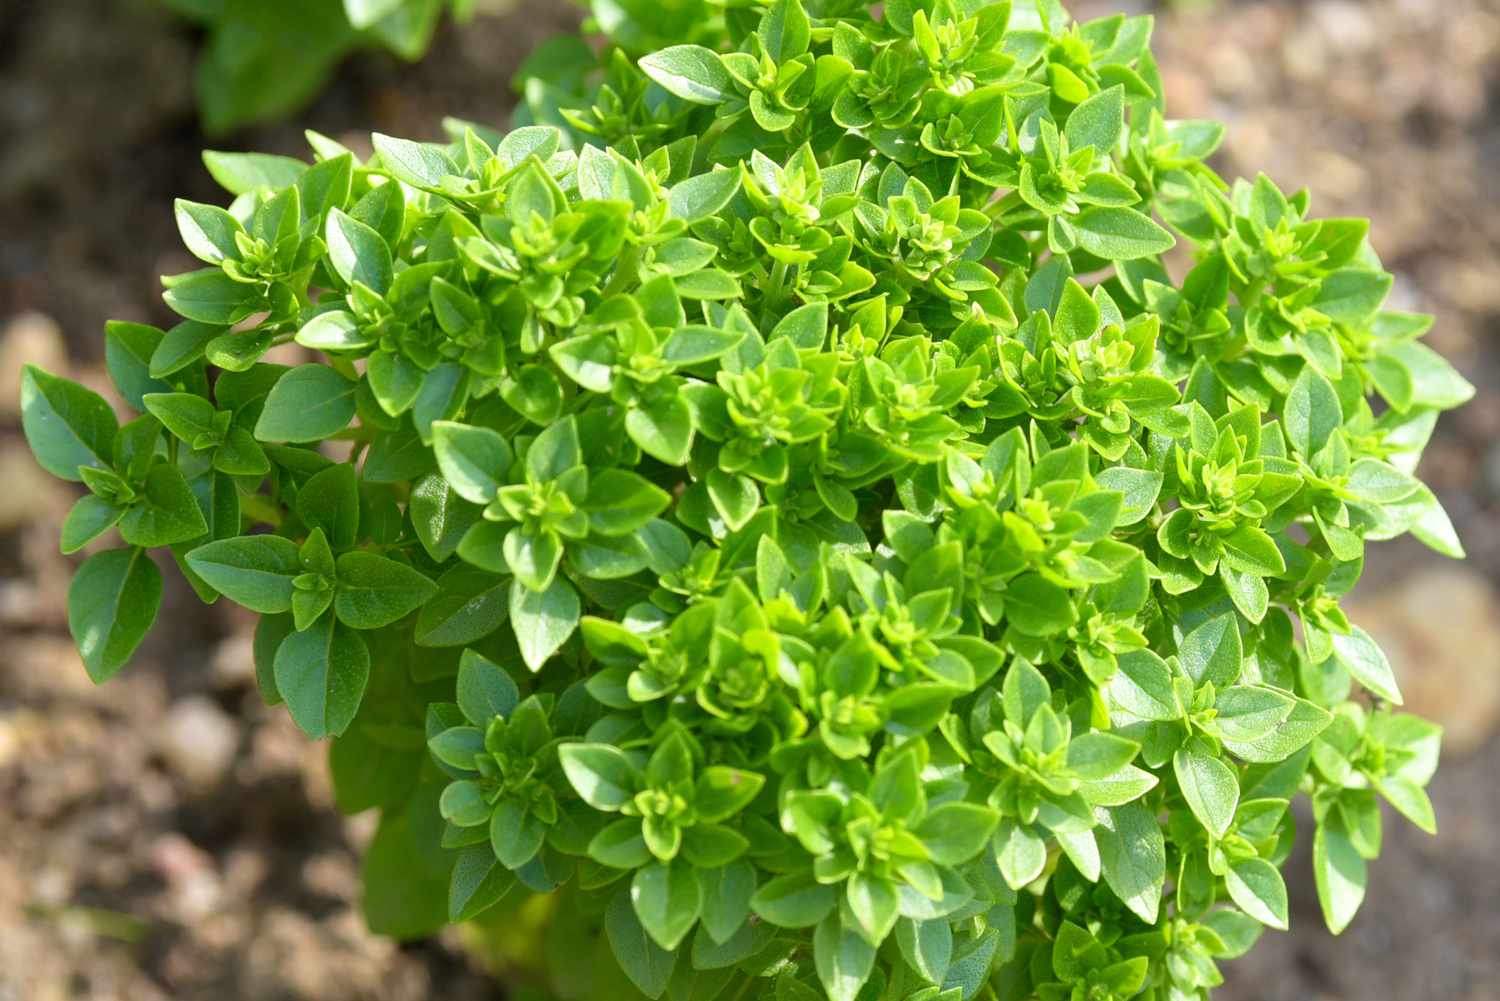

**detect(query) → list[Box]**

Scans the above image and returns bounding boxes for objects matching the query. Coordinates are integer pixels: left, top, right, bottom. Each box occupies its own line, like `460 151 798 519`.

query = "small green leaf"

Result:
326 208 394 295
20 366 117 481
254 366 357 443
372 133 455 188
1097 801 1165 924
175 198 245 264
814 911 876 1001
1064 85 1125 152
605 891 677 999
1072 207 1175 260
68 548 162 683
639 45 733 105
202 151 306 195
334 551 438 629
668 168 743 222
162 269 263 324
273 616 371 739
1330 626 1403 704
1173 745 1239 839
509 573 579 671
1313 819 1367 934
631 859 703 950
448 845 515 922
1178 614 1242 687
185 535 303 613
559 742 639 811
1224 856 1288 930
1284 365 1342 458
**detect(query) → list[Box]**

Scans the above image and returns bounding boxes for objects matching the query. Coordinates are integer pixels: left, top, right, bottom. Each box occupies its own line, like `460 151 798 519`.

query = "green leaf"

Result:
606 890 678 999
254 366 357 443
162 269 263 324
1224 856 1288 930
1109 649 1180 721
914 803 998 865
150 321 223 378
118 461 210 547
431 421 512 505
1313 819 1367 933
1330 625 1403 704
455 649 519 724
202 151 306 195
1173 745 1239 838
273 616 370 738
61 495 125 554
698 859 757 944
639 45 733 105
751 872 835 928
626 394 694 465
1066 731 1140 780
1004 573 1077 636
185 535 303 613
668 168 743 222
296 310 373 351
662 325 744 366
896 917 953 986
560 742 639 810
20 366 117 481
1065 85 1125 152
490 799 547 869
68 548 161 682
103 322 172 411
175 198 245 264
1071 207 1175 260
695 766 765 822
334 551 437 629
585 469 672 536
632 859 703 950
1097 801 1165 924
411 473 481 562
372 133 455 188
1313 268 1392 323
448 845 515 922
814 912 876 1001
510 570 579 672
526 415 581 481
297 463 360 550
361 782 451 940
1284 365 1342 457
1178 614 1242 687
1220 525 1285 577
759 0 812 61
416 567 511 648
326 208 394 295
845 872 899 945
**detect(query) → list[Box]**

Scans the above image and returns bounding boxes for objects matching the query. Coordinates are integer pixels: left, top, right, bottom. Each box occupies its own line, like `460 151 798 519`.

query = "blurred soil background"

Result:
1 0 1497 998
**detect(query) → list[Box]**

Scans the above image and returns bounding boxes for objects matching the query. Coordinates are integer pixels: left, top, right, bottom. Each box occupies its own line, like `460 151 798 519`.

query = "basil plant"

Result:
22 1 1469 999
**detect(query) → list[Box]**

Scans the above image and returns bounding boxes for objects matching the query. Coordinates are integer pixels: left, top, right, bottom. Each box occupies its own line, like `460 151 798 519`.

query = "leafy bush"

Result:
23 1 1472 998
162 0 478 132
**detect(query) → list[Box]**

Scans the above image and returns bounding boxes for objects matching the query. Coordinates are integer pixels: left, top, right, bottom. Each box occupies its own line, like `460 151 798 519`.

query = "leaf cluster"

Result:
23 1 1470 1000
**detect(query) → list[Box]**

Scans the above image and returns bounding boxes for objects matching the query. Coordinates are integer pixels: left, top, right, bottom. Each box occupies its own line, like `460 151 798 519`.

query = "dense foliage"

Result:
163 0 476 131
23 1 1472 999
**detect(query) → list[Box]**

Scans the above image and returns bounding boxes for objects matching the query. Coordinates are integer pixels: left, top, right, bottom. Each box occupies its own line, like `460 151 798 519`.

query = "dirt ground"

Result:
1 1 1497 999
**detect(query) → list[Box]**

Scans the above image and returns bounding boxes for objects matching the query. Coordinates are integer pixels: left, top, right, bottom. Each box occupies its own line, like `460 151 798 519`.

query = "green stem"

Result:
725 972 756 1001
761 259 790 326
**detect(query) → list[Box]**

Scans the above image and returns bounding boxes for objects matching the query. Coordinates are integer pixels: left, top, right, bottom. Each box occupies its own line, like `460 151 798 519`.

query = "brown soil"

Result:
1 1 1496 998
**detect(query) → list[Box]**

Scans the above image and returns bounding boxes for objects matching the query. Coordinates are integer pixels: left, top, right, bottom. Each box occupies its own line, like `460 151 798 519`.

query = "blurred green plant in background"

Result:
160 0 488 132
